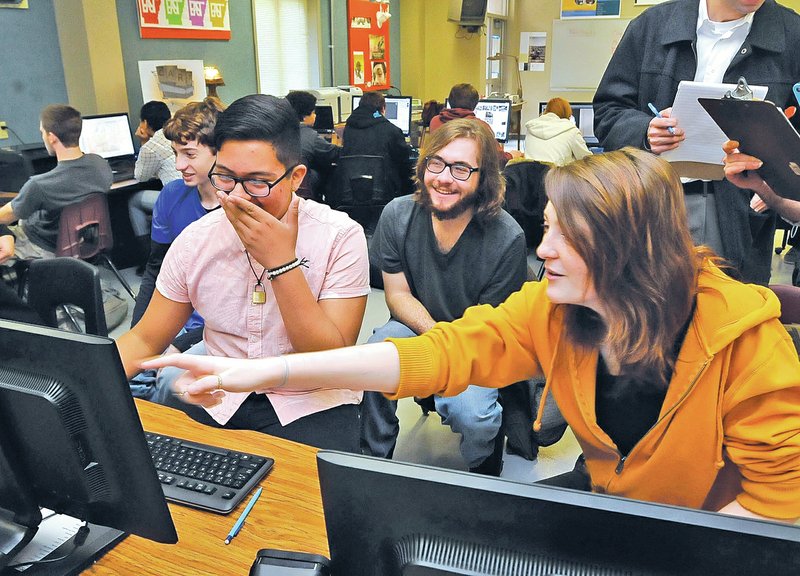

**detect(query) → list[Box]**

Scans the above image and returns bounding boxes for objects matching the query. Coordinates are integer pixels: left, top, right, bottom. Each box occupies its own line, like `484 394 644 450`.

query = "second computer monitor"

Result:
313 105 335 134
539 101 598 146
79 113 136 160
473 99 512 143
351 95 413 136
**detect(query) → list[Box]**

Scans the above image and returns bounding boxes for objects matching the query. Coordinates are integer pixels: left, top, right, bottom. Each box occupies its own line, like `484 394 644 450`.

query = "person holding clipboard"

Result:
593 0 800 284
723 138 800 284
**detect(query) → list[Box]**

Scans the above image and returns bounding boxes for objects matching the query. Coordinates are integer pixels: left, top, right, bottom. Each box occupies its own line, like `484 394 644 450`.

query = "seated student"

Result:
430 83 522 166
722 139 800 285
128 98 225 400
342 91 414 199
128 100 182 266
120 94 370 452
524 97 591 166
284 91 340 201
147 148 800 523
0 105 112 263
361 119 527 475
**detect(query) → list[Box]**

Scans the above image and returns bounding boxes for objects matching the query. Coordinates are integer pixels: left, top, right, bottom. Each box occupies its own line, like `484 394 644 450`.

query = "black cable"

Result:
4 522 90 570
3 124 26 146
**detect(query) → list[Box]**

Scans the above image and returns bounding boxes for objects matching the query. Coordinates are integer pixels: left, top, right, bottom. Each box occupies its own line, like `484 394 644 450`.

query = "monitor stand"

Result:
5 521 125 576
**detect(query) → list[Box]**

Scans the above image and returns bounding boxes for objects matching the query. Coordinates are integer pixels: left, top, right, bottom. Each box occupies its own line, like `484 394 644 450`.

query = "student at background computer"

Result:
0 104 112 264
524 97 591 166
120 94 370 451
284 91 340 202
128 100 182 270
430 83 523 166
147 148 800 523
342 91 414 200
128 98 226 399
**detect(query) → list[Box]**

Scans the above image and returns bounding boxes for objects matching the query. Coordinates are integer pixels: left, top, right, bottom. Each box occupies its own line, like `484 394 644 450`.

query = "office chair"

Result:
0 150 33 192
55 193 136 299
26 257 108 336
502 159 551 250
769 283 800 324
329 155 392 235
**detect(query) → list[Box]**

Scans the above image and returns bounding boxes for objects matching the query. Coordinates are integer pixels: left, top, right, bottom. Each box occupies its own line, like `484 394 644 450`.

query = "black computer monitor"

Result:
0 320 177 569
539 101 598 146
318 451 800 575
473 98 512 143
352 95 413 136
313 105 335 134
78 113 136 160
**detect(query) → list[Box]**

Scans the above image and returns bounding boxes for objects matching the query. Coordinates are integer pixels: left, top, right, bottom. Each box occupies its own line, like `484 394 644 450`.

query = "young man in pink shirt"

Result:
117 94 370 451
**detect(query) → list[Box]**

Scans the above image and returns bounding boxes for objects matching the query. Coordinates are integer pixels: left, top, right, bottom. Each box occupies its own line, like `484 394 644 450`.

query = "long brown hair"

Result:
415 118 505 223
544 147 703 385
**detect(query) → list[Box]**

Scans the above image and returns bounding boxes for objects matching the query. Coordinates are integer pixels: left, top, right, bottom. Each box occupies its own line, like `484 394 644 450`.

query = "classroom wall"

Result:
115 0 258 122
0 0 69 146
400 0 486 103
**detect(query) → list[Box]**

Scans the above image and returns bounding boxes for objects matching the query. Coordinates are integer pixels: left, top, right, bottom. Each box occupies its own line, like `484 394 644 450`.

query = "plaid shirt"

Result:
134 129 181 185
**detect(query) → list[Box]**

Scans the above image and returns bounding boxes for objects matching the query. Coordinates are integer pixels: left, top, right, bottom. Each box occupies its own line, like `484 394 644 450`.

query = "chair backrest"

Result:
0 150 33 192
26 257 108 336
502 159 551 249
332 155 389 208
55 193 114 260
769 283 800 324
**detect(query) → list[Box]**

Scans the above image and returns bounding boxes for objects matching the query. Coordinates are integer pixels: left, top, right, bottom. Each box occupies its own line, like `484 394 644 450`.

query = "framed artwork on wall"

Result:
137 0 231 40
347 0 391 90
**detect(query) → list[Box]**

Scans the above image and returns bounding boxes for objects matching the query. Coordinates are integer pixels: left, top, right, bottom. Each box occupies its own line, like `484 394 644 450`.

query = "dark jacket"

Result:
298 123 340 201
342 104 414 198
593 0 800 283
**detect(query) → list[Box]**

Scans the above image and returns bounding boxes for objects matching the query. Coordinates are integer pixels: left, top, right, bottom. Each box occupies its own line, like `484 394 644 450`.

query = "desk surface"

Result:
86 400 328 576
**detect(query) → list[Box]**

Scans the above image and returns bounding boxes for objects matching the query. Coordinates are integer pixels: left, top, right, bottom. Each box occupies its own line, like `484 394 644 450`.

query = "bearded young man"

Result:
360 118 527 475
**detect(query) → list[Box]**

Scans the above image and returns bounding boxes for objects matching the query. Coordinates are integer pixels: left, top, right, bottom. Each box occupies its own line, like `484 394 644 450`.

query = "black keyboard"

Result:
145 431 274 514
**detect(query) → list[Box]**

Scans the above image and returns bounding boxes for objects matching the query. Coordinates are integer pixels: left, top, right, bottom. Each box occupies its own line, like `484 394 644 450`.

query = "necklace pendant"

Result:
252 283 266 305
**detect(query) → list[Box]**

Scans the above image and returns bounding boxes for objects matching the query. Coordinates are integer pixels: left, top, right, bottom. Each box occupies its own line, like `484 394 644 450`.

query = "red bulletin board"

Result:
347 0 391 91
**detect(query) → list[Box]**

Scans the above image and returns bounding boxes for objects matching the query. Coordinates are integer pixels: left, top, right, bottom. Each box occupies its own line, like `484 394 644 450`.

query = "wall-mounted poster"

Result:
353 52 365 85
139 60 207 113
561 0 621 19
137 0 231 40
520 32 547 72
347 0 391 90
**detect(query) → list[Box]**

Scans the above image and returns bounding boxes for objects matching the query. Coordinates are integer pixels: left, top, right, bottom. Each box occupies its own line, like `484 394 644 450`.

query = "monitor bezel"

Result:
351 95 413 137
313 105 336 134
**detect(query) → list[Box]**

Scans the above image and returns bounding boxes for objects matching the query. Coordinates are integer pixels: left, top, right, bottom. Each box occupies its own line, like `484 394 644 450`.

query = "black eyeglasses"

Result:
424 156 480 181
208 164 297 198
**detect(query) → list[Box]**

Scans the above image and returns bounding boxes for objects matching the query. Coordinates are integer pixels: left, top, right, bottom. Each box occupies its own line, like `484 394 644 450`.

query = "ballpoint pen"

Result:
647 102 676 135
224 487 262 545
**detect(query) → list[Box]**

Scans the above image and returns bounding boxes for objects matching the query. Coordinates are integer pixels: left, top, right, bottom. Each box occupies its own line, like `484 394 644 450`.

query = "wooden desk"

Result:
86 400 328 576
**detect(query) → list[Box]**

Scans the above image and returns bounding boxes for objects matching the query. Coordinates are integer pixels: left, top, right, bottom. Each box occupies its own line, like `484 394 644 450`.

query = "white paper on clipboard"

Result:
661 81 768 180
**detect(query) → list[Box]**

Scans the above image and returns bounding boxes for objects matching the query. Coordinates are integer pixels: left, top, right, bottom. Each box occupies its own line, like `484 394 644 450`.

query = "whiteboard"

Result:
550 19 631 91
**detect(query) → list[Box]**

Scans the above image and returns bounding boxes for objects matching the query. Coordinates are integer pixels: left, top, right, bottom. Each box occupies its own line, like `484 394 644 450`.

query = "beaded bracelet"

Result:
266 257 309 281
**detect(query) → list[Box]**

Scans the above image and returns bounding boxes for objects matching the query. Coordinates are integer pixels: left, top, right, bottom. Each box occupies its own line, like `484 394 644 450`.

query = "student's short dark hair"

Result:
213 94 301 168
140 101 172 131
360 91 385 111
40 104 82 147
285 91 317 121
163 96 226 152
448 83 480 111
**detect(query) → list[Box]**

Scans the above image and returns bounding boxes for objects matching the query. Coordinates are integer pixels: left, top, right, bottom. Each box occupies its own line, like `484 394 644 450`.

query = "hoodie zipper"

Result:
610 358 711 478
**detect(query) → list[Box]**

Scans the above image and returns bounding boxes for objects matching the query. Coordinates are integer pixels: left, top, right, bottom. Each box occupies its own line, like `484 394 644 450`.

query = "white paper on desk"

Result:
10 509 83 572
661 81 768 167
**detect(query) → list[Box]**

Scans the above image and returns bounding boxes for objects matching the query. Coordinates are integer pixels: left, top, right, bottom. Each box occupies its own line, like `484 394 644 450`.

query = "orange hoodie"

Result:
390 264 800 520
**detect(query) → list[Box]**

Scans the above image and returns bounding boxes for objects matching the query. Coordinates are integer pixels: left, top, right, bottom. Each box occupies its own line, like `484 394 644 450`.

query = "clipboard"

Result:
698 98 800 202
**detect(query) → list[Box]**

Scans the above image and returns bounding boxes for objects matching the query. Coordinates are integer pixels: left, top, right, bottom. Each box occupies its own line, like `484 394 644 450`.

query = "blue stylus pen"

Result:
647 102 676 135
224 486 262 544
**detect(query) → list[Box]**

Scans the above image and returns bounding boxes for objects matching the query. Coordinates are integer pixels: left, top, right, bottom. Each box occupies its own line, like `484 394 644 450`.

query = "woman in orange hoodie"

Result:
144 148 800 522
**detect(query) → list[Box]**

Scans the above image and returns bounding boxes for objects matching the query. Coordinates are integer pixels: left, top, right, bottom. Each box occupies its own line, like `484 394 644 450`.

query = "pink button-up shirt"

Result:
156 198 370 425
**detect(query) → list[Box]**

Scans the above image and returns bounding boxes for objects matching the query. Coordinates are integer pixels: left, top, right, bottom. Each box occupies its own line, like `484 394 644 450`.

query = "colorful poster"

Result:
560 0 621 19
353 52 365 85
137 0 231 40
347 0 391 90
520 32 547 72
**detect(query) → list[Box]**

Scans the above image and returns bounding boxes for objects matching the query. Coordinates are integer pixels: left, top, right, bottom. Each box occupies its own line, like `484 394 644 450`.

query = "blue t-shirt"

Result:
151 179 216 331
151 179 210 244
